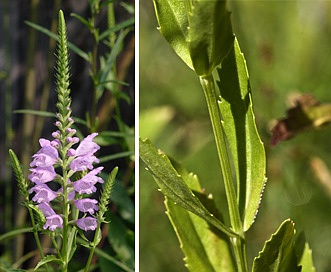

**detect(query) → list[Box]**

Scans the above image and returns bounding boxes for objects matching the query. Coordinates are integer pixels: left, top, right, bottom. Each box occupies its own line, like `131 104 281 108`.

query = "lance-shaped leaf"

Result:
252 219 301 272
165 160 235 271
217 38 266 231
139 138 237 238
153 0 234 76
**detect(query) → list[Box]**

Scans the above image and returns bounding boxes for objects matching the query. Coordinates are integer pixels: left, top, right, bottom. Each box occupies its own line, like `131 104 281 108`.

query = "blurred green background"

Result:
140 1 331 271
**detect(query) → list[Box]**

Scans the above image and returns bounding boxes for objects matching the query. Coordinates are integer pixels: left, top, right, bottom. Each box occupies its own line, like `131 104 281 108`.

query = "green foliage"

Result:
153 0 233 76
252 219 300 272
139 138 237 238
35 255 63 271
165 159 235 272
141 0 318 271
217 38 266 232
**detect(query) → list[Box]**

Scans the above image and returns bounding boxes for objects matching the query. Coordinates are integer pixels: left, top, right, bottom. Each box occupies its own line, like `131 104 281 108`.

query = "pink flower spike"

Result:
75 133 100 157
29 184 58 203
74 199 99 214
29 166 57 184
76 217 97 231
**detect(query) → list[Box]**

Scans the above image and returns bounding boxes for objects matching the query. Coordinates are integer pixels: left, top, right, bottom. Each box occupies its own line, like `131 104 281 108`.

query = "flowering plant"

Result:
140 0 316 271
8 10 117 272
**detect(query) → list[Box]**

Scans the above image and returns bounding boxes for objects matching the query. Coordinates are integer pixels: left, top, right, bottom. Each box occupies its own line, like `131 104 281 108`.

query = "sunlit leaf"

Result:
252 219 301 272
166 159 235 271
217 38 266 231
153 0 233 76
139 138 237 238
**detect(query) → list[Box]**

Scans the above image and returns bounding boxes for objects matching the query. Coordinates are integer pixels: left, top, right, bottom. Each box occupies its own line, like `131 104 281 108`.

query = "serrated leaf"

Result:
139 138 237 238
165 160 235 272
34 255 62 270
252 219 301 272
217 38 266 231
295 232 316 272
298 243 315 272
153 0 233 76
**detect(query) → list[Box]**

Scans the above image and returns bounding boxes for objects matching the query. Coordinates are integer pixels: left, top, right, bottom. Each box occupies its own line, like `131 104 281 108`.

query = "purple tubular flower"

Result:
29 184 58 203
74 198 99 214
29 166 57 184
76 217 97 231
70 155 99 172
30 139 58 167
75 133 99 157
72 167 104 194
38 202 63 230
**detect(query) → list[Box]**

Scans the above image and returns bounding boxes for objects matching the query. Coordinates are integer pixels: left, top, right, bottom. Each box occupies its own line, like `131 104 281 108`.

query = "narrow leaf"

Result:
34 255 62 270
25 21 89 61
139 138 237 238
98 17 135 42
165 160 235 271
252 219 301 272
0 227 33 242
217 38 266 231
14 109 55 117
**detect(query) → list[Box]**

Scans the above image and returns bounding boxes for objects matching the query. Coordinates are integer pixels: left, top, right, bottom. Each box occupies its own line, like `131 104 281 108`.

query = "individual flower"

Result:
69 133 100 171
29 184 58 203
38 202 63 230
72 167 104 194
28 166 57 184
30 139 59 167
74 198 99 214
75 133 99 157
75 217 97 231
70 155 99 172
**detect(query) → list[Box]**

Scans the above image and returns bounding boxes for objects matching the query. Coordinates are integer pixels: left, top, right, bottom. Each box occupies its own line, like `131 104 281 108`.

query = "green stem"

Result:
28 208 50 272
199 74 248 271
84 222 102 272
61 152 70 272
